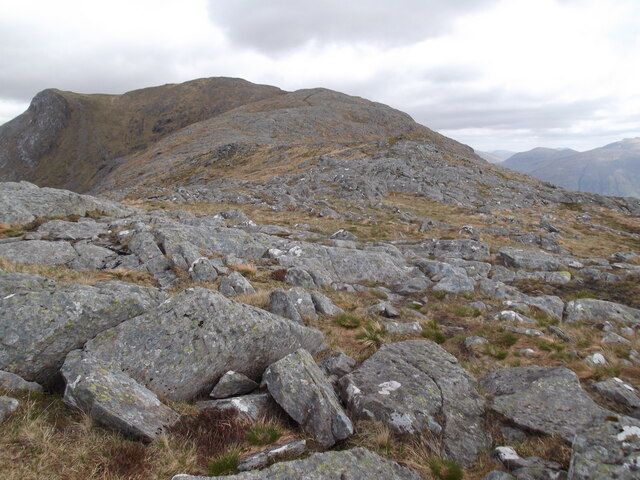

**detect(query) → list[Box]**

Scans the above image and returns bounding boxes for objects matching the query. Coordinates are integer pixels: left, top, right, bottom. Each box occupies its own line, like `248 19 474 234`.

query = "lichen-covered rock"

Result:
75 288 324 401
568 416 640 480
0 280 168 387
382 321 423 335
188 257 219 282
310 291 344 316
498 247 560 271
431 239 490 261
480 367 612 442
318 351 356 382
237 439 307 472
433 273 475 293
0 239 78 265
0 181 132 225
197 393 280 423
263 349 353 447
172 447 424 480
269 289 303 324
209 371 258 399
0 396 19 423
592 378 640 409
565 299 640 327
0 370 43 392
338 340 490 466
0 272 55 297
36 219 109 240
219 271 255 297
61 351 179 441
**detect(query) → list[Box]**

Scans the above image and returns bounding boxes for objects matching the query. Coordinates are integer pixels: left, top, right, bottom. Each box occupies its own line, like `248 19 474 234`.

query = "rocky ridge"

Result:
0 179 638 479
0 79 639 480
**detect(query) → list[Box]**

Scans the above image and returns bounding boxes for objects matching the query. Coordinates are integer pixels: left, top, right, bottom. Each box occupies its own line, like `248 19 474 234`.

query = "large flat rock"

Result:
0 240 78 265
0 181 132 224
75 287 325 401
338 340 490 466
565 299 640 327
498 246 560 271
0 277 167 387
172 447 423 480
480 366 613 442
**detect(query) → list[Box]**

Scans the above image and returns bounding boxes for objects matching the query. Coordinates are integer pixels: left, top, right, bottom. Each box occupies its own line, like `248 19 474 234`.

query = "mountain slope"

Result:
503 139 640 198
0 78 284 192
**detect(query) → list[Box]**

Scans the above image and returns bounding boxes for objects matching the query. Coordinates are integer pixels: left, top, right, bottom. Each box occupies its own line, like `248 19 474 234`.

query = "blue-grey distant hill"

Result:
501 138 640 198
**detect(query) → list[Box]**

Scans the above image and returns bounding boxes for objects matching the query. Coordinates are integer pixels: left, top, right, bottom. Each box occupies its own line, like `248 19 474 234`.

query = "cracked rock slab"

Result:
172 447 424 480
568 416 640 480
75 288 325 402
480 366 613 442
263 349 352 447
62 351 179 441
0 278 168 387
338 340 490 466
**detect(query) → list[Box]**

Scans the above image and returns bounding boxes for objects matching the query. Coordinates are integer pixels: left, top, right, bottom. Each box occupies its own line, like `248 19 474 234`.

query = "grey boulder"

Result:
592 377 640 409
172 447 423 480
73 288 324 402
263 349 353 447
0 370 43 392
0 396 19 423
209 371 258 399
0 181 131 225
310 291 344 316
219 271 256 297
237 439 307 472
568 416 640 480
499 246 560 271
480 366 612 442
338 340 490 466
565 299 640 327
0 239 78 265
0 279 167 387
62 351 179 441
197 393 280 423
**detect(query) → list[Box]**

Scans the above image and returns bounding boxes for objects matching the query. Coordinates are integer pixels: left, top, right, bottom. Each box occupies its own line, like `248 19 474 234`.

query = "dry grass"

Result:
0 390 301 480
0 259 156 287
233 289 272 309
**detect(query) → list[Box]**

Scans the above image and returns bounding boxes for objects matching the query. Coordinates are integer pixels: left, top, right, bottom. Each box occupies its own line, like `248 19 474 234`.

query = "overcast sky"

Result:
1 0 639 152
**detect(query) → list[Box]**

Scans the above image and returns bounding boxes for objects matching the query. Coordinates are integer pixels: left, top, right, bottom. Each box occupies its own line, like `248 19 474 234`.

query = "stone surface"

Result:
310 291 344 316
269 289 303 324
338 340 490 466
209 371 258 399
189 257 219 282
74 288 325 402
0 279 167 387
219 271 255 297
318 351 356 380
0 239 78 265
565 299 640 327
499 247 560 271
197 393 280 423
237 439 307 471
172 447 424 480
0 396 19 423
263 349 352 447
0 181 131 225
0 370 43 392
568 416 640 480
382 321 423 335
61 351 179 441
592 378 640 409
480 366 612 442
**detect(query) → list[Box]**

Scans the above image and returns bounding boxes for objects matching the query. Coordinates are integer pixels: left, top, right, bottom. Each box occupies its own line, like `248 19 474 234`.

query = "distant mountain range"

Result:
476 139 640 198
